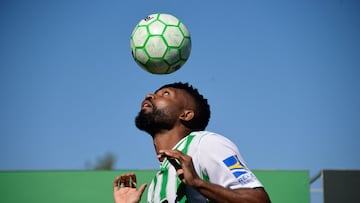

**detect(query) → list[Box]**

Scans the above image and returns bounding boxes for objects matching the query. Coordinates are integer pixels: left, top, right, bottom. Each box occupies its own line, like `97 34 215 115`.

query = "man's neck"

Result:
152 128 192 159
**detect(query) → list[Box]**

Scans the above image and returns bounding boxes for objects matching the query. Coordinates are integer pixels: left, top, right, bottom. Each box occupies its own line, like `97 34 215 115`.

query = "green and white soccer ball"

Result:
130 13 191 74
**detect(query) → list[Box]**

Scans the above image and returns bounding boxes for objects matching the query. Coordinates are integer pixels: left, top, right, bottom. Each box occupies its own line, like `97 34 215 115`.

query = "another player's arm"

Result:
158 150 271 203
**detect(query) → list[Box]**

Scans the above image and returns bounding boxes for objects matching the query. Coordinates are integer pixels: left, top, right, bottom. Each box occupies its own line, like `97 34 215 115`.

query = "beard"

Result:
135 104 176 136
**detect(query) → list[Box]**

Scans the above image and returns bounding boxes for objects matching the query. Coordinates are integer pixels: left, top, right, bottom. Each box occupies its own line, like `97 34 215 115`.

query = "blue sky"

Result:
1 0 359 201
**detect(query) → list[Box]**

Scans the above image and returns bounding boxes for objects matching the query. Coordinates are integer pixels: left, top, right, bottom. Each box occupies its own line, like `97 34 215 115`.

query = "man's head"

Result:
135 82 210 135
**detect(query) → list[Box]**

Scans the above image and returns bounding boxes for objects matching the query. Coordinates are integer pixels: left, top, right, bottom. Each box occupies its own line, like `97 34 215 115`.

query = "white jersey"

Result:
147 131 263 203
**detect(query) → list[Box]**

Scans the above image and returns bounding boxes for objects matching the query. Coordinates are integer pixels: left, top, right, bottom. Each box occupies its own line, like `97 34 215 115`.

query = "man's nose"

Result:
145 93 155 100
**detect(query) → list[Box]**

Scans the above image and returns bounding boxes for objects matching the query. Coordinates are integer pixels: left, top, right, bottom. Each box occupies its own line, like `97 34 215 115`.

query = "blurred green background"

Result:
0 170 309 203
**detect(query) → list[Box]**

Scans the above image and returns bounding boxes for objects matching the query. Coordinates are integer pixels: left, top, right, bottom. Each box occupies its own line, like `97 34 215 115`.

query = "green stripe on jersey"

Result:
149 134 197 203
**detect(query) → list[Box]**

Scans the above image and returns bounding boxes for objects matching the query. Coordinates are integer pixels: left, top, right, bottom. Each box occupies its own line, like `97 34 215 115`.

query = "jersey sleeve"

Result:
196 133 263 189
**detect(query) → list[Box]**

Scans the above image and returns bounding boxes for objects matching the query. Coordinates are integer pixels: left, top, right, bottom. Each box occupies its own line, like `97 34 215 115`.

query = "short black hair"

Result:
157 82 211 131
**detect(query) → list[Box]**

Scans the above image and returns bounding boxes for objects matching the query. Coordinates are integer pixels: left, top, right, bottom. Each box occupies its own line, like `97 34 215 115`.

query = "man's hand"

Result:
157 150 271 203
158 149 202 187
113 173 147 203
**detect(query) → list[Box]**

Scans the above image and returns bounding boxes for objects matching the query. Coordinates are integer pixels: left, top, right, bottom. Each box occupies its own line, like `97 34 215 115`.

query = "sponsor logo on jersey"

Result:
223 155 255 185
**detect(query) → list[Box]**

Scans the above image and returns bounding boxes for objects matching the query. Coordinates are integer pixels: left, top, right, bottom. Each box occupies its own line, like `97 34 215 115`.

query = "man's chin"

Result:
141 107 153 112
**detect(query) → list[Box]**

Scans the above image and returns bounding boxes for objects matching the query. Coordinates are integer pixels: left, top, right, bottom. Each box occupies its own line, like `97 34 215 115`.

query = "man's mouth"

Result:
141 100 153 110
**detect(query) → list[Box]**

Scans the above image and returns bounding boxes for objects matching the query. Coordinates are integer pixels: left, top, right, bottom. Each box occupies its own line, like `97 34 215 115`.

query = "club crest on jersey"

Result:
223 155 248 179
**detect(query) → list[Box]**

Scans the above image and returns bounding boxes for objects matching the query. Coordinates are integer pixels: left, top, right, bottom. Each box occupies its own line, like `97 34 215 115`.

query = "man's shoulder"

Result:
190 131 231 145
190 130 220 136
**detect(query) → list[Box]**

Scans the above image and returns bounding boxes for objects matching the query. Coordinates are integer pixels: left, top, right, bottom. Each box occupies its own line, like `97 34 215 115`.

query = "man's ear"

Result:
179 110 194 121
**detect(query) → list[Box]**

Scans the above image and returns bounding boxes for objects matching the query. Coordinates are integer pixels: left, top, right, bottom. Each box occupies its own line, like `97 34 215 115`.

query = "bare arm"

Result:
193 180 270 203
159 150 271 203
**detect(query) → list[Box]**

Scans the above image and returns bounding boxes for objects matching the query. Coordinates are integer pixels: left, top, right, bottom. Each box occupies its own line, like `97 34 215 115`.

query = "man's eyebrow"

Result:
154 89 163 94
154 87 172 94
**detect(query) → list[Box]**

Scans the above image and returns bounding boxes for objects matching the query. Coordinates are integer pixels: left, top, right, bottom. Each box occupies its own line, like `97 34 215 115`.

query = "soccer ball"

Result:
130 13 191 74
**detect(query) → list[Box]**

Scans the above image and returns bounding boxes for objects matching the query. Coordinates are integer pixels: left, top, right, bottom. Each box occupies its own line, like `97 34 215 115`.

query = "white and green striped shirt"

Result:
147 131 263 203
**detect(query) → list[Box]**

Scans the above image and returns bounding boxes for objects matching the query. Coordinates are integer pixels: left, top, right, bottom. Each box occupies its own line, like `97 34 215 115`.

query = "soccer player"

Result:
113 82 271 203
